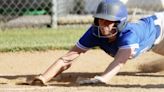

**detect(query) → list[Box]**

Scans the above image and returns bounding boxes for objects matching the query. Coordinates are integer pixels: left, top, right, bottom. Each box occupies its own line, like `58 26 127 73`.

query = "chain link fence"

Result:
0 0 52 28
0 0 163 29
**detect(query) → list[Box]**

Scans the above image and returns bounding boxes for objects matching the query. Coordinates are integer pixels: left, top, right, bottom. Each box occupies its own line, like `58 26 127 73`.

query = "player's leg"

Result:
152 12 164 55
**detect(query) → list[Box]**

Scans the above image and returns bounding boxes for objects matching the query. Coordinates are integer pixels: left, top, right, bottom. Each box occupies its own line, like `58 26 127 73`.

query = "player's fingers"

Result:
26 75 47 86
30 78 47 86
76 76 106 85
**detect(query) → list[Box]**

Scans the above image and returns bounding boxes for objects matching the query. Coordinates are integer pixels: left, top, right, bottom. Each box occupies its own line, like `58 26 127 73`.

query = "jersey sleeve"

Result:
76 26 99 50
118 30 139 49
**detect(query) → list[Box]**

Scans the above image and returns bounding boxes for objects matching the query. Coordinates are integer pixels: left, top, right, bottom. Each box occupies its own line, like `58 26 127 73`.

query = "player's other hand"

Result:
76 76 107 86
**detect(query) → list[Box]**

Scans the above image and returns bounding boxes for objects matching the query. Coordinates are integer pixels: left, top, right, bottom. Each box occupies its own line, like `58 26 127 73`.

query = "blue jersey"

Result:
76 15 160 58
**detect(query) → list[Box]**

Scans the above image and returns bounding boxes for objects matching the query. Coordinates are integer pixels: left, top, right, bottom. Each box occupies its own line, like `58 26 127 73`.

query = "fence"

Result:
0 0 163 29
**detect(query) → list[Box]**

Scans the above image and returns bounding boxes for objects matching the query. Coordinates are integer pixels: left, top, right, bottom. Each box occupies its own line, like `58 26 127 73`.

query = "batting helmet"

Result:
93 0 128 31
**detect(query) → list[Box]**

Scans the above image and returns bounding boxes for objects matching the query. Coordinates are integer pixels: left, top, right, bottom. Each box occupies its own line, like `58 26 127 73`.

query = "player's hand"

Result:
76 76 107 85
26 75 47 86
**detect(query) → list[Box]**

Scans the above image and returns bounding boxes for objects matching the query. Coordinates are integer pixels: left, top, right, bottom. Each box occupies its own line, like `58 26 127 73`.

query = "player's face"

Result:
98 19 117 38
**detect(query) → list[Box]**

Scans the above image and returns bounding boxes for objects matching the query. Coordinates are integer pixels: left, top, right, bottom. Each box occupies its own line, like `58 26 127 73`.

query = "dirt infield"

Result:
0 50 164 92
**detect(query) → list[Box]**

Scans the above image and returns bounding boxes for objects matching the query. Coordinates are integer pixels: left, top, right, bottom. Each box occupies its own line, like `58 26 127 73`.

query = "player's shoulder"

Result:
120 23 136 34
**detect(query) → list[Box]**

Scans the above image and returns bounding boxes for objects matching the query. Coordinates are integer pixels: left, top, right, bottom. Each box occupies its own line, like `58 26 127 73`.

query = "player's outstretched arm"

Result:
28 45 86 86
77 48 132 85
100 48 132 82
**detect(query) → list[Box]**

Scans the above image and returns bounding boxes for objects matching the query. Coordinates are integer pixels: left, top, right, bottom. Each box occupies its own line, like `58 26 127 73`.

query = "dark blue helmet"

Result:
94 0 128 31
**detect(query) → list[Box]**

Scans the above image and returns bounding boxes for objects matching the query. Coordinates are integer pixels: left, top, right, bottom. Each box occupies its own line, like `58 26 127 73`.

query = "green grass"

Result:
0 28 86 52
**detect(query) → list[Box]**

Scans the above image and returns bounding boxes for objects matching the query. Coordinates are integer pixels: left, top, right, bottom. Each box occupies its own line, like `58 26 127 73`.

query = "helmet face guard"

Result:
93 0 128 32
92 24 118 38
